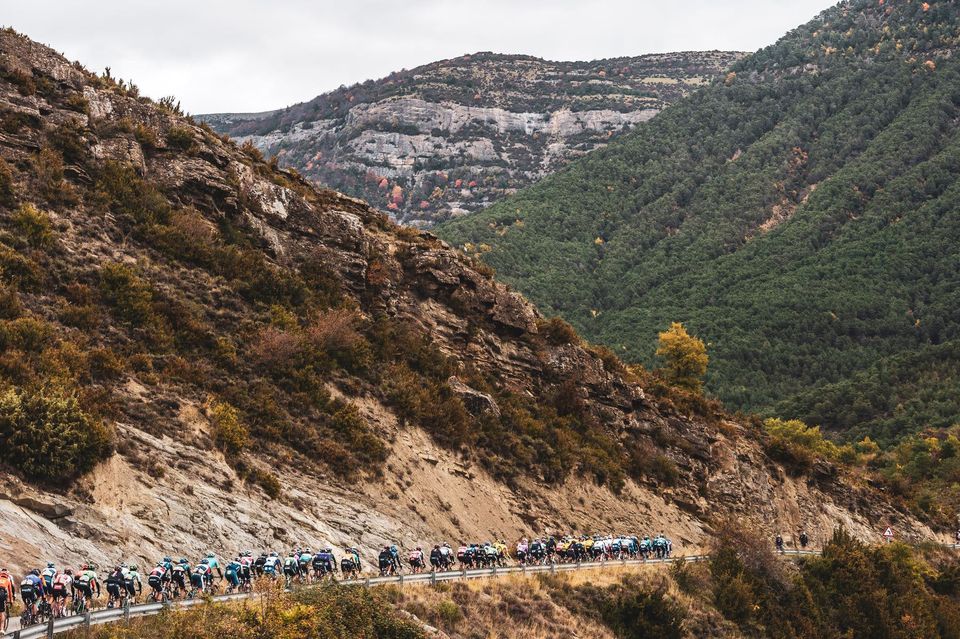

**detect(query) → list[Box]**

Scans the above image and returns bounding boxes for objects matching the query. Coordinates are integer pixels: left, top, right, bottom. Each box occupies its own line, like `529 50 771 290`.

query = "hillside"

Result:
0 28 933 579
437 0 960 440
200 51 742 226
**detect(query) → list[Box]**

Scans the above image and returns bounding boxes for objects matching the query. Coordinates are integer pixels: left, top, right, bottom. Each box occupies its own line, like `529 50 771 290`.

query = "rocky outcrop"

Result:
201 51 744 226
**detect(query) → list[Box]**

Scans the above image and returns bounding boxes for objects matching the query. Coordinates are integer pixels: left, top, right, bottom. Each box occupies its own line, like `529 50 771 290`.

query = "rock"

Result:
448 376 500 418
13 497 73 520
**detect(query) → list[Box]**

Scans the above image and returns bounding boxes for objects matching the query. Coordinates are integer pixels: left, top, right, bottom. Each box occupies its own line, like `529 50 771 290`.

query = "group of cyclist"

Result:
378 534 673 577
0 532 673 631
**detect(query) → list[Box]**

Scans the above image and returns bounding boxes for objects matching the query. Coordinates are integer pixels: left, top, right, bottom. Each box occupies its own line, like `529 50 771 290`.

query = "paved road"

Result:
4 551 825 638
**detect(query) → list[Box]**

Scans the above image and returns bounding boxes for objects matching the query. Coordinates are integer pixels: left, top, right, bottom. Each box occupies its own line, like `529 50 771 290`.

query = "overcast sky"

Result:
7 0 835 114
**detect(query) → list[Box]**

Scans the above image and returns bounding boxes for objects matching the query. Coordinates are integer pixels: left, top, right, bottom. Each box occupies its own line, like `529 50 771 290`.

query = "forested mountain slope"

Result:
200 51 741 226
0 29 930 576
437 0 960 439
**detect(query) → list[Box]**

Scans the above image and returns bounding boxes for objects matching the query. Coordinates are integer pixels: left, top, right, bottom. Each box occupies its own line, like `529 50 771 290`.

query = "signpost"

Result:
883 527 894 543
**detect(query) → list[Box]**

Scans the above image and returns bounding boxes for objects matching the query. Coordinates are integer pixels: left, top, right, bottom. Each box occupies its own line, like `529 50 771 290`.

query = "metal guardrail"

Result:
0 548 848 639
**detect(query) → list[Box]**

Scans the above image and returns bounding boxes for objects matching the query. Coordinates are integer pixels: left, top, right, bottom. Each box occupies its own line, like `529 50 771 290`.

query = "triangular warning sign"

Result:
883 527 894 538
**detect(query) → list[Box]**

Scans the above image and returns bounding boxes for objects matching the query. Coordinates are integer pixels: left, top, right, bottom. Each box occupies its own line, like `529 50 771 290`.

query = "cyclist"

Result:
20 569 44 623
799 531 809 549
124 564 142 603
298 548 313 581
171 560 188 598
254 553 267 579
0 568 14 632
340 548 361 579
775 533 784 553
316 548 336 579
189 562 208 597
74 564 98 614
439 543 454 569
105 566 126 608
204 553 223 580
40 563 57 598
264 552 281 580
239 553 253 591
408 547 426 573
389 545 402 574
516 539 528 565
198 559 217 594
430 545 444 571
224 558 242 593
50 569 72 618
282 552 299 587
378 547 394 576
147 563 167 602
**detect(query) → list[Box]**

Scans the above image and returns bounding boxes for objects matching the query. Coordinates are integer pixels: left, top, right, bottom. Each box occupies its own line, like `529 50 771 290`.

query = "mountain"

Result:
199 51 742 226
0 28 932 579
437 0 960 440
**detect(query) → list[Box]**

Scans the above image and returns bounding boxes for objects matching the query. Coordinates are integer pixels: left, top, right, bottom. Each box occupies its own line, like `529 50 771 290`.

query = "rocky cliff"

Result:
0 29 932 578
201 51 743 226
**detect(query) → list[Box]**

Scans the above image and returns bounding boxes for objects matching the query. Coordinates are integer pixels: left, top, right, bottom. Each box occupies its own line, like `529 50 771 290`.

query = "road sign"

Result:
883 527 894 541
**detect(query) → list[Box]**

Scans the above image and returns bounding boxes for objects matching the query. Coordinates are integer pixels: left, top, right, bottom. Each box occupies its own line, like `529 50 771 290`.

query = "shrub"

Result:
250 467 281 499
0 157 15 208
33 148 77 206
0 388 113 482
0 316 54 352
0 285 22 320
98 262 171 348
434 600 462 626
165 125 195 151
94 161 170 227
655 322 708 393
763 417 848 472
63 92 89 114
209 399 249 454
13 203 54 249
133 124 159 152
537 317 579 346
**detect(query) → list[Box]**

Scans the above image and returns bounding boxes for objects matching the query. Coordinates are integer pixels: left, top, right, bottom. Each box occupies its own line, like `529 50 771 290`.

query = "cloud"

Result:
5 0 835 113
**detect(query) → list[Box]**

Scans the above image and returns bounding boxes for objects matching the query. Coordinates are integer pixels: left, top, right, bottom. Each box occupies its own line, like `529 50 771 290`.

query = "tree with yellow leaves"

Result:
656 322 708 392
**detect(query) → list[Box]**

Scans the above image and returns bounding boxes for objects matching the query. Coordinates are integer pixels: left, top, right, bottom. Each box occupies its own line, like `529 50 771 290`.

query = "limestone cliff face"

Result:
0 31 933 578
201 51 743 226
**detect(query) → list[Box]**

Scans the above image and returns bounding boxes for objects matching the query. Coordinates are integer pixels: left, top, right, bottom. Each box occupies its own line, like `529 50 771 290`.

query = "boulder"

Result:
447 376 500 419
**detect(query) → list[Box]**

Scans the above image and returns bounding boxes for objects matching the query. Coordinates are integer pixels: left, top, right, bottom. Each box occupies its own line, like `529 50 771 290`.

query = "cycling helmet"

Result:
206 552 215 558
269 552 278 558
179 558 188 564
80 563 88 570
129 564 138 571
46 562 55 568
199 558 209 565
31 569 40 576
114 566 121 573
64 569 72 576
325 547 332 553
163 556 172 563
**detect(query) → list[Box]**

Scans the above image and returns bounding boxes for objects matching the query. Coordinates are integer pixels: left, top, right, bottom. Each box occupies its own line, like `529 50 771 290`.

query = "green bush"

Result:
209 400 249 454
13 203 54 249
0 387 113 482
165 125 195 151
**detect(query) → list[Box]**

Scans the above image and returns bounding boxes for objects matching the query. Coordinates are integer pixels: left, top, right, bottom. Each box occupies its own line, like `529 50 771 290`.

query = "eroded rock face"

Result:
200 51 744 226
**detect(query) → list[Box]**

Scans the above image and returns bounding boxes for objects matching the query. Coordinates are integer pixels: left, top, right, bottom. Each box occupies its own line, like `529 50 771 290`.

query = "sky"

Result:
6 0 836 114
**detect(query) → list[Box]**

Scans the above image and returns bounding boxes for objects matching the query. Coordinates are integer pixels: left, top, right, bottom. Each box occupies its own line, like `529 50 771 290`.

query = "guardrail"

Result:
0 548 824 639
